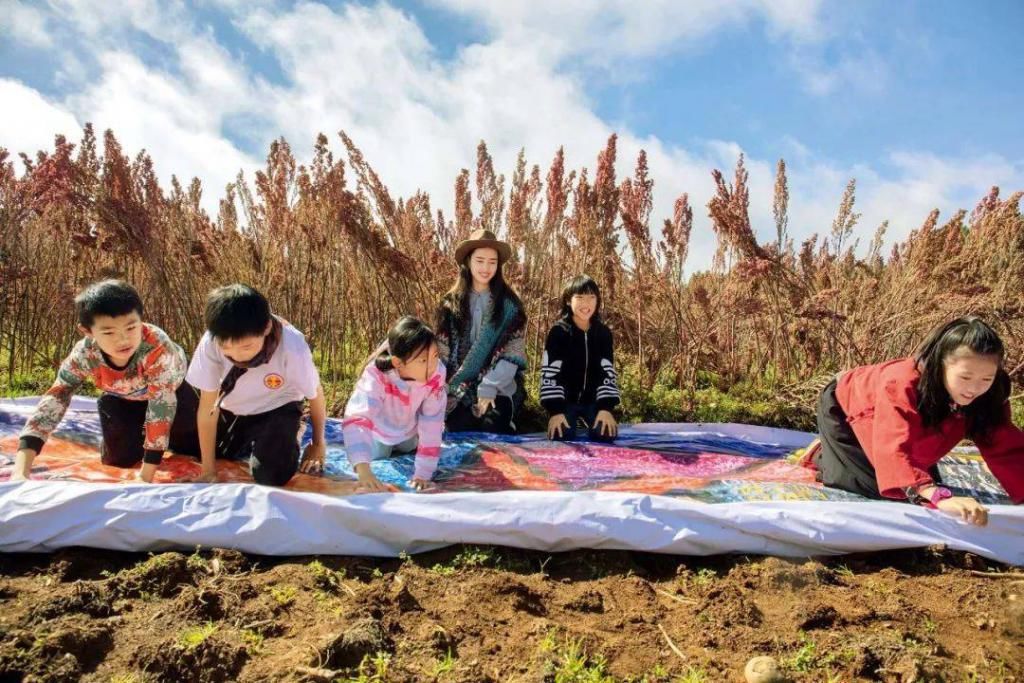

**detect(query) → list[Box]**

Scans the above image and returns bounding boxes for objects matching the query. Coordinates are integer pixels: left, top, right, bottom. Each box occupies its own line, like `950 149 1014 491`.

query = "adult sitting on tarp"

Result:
435 229 527 435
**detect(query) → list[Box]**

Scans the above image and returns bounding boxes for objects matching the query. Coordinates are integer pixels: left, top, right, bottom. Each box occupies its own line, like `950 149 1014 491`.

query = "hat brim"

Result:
454 239 512 264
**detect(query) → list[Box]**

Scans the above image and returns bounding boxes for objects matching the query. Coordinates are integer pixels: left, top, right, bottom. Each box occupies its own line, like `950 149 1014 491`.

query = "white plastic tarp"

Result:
1 481 1022 564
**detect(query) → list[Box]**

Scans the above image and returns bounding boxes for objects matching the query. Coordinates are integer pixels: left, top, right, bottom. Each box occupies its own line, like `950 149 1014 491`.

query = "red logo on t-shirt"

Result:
264 373 284 390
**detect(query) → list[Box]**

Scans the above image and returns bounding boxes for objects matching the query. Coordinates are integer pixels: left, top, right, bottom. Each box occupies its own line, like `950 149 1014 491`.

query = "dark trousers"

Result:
98 382 199 467
814 379 939 500
172 384 304 486
551 403 615 443
446 395 518 434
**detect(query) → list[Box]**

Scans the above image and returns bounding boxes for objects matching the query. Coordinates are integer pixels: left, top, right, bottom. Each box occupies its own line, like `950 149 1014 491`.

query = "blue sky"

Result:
1 0 1022 269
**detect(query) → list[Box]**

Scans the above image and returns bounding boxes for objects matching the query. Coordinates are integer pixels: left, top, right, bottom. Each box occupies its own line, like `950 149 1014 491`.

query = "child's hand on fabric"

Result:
594 410 618 438
474 396 496 416
299 441 326 475
137 462 159 483
183 468 218 484
411 477 434 492
10 448 35 481
354 463 391 493
547 414 570 439
935 496 989 525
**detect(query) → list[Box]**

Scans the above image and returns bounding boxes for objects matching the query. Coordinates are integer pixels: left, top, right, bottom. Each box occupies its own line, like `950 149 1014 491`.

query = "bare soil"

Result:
0 545 1021 682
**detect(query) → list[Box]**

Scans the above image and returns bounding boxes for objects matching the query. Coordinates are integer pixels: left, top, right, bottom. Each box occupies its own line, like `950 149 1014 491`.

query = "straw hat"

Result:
453 229 512 264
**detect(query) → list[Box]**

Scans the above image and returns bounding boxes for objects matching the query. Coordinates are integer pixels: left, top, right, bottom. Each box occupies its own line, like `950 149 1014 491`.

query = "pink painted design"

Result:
342 416 375 430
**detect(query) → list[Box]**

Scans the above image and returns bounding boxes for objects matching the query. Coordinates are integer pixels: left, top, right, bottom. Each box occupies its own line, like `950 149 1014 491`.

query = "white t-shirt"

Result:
186 322 321 415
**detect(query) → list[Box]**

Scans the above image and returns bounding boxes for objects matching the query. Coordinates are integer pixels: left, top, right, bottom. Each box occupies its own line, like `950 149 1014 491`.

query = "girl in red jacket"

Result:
805 316 1024 525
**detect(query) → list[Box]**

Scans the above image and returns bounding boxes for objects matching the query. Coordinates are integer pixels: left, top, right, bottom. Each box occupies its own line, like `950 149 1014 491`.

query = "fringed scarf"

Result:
444 296 526 404
215 317 284 410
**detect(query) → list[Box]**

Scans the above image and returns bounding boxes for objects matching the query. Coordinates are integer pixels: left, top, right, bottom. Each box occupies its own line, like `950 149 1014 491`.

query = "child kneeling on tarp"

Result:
342 316 446 493
12 279 191 483
804 316 1024 524
176 284 327 486
541 275 621 442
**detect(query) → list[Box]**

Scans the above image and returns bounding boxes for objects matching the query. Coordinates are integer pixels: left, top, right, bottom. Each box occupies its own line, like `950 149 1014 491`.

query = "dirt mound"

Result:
134 631 248 683
699 584 764 628
172 584 237 621
0 546 1020 682
317 617 392 670
107 551 201 599
843 632 945 681
563 588 606 613
26 580 114 622
0 617 113 682
794 602 840 630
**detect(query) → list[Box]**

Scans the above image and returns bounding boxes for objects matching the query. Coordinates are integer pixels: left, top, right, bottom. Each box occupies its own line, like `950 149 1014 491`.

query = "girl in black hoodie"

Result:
540 276 621 441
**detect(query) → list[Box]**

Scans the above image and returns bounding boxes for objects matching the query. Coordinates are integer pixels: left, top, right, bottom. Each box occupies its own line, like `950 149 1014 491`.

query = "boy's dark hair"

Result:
75 279 144 329
205 284 272 341
558 275 602 326
375 316 436 372
914 316 1010 441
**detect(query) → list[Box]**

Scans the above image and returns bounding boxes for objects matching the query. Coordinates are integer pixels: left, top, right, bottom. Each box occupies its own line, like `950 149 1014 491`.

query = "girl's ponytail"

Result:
374 348 394 372
367 317 436 372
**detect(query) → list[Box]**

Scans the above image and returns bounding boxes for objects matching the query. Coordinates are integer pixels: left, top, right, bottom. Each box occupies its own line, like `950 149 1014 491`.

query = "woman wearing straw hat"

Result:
435 229 527 434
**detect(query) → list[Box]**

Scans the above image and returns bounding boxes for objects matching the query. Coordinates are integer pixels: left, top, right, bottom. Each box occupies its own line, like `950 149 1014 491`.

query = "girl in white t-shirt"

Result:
176 284 327 486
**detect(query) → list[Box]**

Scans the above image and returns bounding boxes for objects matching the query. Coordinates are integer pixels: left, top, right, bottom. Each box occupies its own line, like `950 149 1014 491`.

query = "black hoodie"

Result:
540 318 620 415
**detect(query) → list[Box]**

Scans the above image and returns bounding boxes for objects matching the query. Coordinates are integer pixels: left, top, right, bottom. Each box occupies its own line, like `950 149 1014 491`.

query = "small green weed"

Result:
177 623 217 650
241 628 264 654
269 584 298 607
345 651 391 683
432 648 456 678
785 632 819 673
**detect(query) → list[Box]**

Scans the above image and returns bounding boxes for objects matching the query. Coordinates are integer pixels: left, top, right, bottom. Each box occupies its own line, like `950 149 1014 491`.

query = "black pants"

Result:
447 394 518 434
172 385 304 486
814 378 939 500
551 403 615 443
98 382 199 467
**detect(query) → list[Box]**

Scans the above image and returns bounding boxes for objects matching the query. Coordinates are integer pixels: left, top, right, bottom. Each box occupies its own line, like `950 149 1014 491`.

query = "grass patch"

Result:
784 632 820 673
673 667 710 683
540 631 615 683
430 545 500 575
109 674 143 683
241 628 265 654
177 622 217 650
834 564 855 578
431 648 456 678
268 584 298 607
308 559 347 592
344 651 391 683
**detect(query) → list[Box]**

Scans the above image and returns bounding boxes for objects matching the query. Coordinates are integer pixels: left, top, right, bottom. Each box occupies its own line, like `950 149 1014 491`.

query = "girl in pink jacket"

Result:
343 316 446 492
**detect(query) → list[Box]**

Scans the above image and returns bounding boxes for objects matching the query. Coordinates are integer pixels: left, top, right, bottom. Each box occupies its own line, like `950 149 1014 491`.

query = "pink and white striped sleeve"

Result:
342 366 383 468
413 372 447 481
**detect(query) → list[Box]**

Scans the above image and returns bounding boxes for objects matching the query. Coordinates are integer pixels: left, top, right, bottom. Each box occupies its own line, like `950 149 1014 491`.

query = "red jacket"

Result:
835 358 1024 503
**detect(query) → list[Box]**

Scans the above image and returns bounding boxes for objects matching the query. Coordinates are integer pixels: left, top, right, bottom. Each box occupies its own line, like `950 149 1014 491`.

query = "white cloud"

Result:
0 0 53 47
65 51 256 192
2 0 264 191
425 0 824 61
0 78 81 160
46 0 193 43
788 43 889 96
2 0 1020 274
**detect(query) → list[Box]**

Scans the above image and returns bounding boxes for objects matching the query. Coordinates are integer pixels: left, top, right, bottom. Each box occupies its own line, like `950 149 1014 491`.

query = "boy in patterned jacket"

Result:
11 280 191 483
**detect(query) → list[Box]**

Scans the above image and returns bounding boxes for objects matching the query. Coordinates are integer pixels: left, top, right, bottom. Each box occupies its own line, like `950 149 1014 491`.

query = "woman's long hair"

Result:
435 250 523 332
914 316 1010 442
